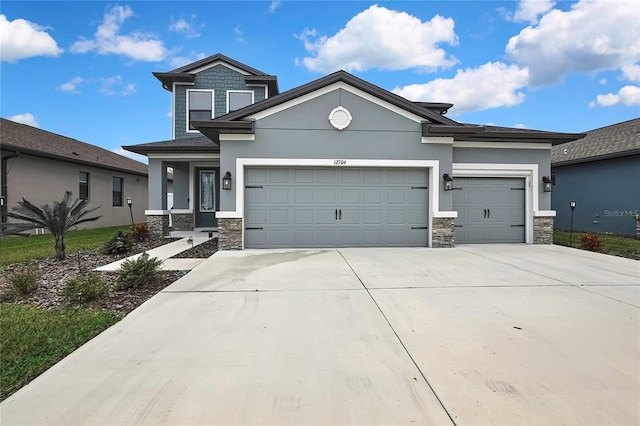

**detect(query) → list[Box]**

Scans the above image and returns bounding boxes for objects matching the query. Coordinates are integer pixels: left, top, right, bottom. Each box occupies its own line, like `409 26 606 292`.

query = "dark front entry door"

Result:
195 167 219 228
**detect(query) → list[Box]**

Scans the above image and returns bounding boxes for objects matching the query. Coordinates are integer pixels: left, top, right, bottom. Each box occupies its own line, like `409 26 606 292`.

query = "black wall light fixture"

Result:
542 176 553 192
222 171 232 190
443 173 453 191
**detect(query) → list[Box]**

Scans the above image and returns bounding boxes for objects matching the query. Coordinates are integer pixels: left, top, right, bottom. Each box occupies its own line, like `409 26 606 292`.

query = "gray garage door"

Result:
245 167 428 248
453 177 525 243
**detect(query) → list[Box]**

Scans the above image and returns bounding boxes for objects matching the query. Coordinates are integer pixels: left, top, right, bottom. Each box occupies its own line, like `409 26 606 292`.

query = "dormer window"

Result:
187 89 214 131
227 90 254 113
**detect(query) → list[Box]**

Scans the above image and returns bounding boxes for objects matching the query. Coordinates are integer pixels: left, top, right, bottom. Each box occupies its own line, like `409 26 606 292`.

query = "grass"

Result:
554 229 640 259
0 225 130 266
0 305 122 400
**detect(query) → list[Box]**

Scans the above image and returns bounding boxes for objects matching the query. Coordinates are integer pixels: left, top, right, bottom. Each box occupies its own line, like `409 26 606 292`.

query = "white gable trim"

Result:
248 82 426 123
189 60 251 76
422 137 454 144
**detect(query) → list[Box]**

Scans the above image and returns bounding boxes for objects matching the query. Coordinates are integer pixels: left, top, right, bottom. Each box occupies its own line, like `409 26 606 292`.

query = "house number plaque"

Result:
334 159 347 165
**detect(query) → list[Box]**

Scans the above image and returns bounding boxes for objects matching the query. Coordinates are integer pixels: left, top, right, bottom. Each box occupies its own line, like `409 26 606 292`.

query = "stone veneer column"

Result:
218 218 243 250
635 215 640 238
432 217 455 248
171 213 194 231
147 214 169 239
533 216 554 244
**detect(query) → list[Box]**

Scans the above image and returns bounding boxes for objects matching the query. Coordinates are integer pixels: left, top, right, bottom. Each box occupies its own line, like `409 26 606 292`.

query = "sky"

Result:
1 0 639 164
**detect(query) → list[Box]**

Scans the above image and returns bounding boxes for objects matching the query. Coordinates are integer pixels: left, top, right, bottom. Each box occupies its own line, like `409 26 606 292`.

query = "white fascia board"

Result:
453 142 552 150
147 153 220 160
248 82 425 123
422 137 453 144
534 210 556 217
189 60 251 76
219 134 255 141
145 210 170 215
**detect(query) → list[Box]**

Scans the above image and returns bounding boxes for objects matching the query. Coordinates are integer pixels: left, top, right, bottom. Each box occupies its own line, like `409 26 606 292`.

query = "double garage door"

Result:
245 167 428 248
453 177 526 243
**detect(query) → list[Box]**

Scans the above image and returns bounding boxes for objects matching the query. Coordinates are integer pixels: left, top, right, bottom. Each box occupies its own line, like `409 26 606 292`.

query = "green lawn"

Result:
0 225 130 266
0 305 122 400
554 229 640 259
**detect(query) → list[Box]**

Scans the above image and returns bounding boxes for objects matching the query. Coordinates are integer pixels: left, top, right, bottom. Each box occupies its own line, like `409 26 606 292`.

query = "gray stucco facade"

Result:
552 155 640 235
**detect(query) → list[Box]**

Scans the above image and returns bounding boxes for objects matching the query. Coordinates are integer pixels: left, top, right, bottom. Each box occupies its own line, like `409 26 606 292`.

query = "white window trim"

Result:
186 89 214 134
216 158 443 249
452 163 544 244
226 90 254 114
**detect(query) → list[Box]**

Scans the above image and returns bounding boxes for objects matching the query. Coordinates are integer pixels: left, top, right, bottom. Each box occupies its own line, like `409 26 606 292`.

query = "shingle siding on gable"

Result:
174 65 265 140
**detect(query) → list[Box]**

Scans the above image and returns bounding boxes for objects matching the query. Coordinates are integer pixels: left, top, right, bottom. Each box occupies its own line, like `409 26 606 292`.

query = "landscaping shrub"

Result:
9 267 39 296
579 233 602 252
102 230 133 254
61 273 106 303
115 253 163 290
131 223 149 242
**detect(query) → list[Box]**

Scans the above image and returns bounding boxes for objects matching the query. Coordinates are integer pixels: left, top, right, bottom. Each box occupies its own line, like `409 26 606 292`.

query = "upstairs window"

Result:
112 177 123 207
79 172 89 200
227 90 254 113
187 90 214 131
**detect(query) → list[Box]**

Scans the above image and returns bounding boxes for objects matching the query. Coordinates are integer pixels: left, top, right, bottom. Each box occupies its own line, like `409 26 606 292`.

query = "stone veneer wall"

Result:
432 217 455 248
635 215 640 238
147 214 169 239
218 218 243 250
171 213 194 231
533 216 554 244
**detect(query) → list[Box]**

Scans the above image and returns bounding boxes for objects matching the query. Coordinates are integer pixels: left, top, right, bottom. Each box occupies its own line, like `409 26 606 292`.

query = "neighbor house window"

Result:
227 90 253 113
187 90 214 131
79 172 89 200
112 177 123 207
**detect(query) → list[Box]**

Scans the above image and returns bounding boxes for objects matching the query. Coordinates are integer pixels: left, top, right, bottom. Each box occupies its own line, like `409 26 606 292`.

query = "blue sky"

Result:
2 0 638 163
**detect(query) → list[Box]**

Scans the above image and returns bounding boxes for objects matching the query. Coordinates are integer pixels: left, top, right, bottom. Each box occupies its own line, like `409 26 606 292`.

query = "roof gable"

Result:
1 118 148 176
552 118 640 165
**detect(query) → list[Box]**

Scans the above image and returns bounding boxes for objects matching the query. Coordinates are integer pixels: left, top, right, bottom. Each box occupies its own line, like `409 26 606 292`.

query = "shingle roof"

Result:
551 118 640 165
123 135 220 155
1 118 148 176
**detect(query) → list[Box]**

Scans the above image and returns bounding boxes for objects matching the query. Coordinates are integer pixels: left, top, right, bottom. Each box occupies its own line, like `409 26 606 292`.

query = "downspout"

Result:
1 151 20 224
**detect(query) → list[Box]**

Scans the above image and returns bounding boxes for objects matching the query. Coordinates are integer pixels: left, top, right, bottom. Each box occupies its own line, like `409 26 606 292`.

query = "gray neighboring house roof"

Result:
552 118 640 166
124 135 219 155
1 118 148 176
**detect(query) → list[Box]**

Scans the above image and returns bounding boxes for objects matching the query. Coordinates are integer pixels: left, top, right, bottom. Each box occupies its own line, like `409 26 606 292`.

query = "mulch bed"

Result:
0 237 218 316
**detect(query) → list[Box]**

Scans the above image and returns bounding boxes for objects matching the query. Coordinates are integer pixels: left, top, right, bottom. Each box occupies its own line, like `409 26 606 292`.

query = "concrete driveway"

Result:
2 245 639 425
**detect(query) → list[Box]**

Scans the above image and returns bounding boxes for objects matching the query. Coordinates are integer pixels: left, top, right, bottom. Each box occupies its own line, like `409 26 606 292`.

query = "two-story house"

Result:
124 53 584 250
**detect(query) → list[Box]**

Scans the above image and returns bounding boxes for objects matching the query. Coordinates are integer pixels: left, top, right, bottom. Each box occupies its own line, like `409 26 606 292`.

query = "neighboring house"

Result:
1 118 149 230
551 118 640 236
125 53 584 249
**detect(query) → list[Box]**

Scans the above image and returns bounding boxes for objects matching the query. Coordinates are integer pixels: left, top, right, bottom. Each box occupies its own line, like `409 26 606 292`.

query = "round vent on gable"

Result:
328 106 352 130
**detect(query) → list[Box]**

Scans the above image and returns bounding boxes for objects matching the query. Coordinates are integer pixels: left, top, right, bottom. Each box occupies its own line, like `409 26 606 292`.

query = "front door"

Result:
195 168 219 228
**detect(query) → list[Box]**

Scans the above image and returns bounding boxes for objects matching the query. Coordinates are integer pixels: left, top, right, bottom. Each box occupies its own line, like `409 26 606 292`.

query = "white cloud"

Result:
9 113 39 127
100 75 136 96
58 77 85 92
169 51 206 68
112 147 147 164
513 123 527 129
0 14 63 62
593 85 640 107
169 15 202 39
269 1 282 13
234 26 244 43
506 0 640 87
393 62 530 114
621 64 640 83
70 5 167 62
296 5 458 73
513 0 555 24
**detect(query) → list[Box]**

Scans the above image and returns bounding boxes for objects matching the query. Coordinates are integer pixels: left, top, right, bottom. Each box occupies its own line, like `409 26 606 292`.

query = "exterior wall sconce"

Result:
222 171 232 190
542 176 553 192
443 173 453 191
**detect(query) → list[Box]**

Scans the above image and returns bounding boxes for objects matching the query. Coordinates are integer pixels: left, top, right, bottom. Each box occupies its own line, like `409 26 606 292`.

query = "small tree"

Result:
4 191 101 260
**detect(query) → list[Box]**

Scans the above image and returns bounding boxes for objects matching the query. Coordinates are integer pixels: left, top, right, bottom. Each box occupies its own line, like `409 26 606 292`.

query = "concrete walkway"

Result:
2 245 638 425
94 236 212 272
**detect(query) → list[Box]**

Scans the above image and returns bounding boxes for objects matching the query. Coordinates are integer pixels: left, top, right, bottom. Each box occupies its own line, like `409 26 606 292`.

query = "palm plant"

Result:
4 191 101 260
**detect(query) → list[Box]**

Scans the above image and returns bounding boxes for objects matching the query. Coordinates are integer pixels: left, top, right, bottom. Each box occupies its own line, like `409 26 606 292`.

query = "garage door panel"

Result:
245 167 428 248
453 177 525 244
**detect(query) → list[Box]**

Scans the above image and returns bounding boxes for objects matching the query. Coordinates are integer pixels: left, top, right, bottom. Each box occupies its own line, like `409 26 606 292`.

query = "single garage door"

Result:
453 177 525 243
245 167 428 248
